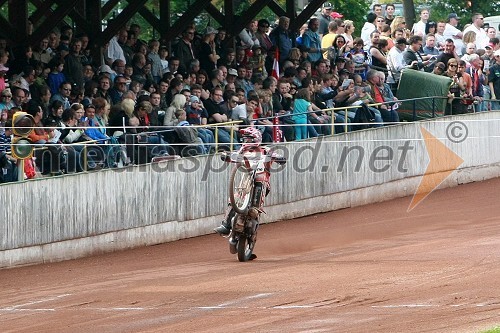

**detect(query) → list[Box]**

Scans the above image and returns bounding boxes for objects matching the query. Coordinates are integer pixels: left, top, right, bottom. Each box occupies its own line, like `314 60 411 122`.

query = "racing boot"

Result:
214 220 231 235
214 208 235 235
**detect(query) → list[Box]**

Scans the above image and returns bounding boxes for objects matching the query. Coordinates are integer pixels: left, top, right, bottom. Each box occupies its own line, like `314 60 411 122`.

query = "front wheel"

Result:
237 235 255 262
229 164 254 214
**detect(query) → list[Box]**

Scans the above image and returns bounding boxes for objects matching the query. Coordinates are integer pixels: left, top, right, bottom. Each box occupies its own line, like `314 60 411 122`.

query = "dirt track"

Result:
1 178 500 333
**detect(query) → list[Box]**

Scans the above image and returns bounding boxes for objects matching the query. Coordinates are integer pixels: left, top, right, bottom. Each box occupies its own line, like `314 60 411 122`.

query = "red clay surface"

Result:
2 178 500 333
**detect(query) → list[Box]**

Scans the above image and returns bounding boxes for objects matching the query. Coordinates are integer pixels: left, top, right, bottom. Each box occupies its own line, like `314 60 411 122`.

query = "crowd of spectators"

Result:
0 5 499 183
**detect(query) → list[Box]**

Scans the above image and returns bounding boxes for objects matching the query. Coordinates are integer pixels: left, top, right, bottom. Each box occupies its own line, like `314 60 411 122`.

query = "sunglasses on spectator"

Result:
230 99 239 103
448 64 457 67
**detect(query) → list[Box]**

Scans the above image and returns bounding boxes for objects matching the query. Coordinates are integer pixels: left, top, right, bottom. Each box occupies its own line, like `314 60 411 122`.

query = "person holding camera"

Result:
402 35 435 72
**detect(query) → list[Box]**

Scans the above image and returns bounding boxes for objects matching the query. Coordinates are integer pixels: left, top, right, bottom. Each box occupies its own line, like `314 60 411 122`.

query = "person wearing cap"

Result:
185 94 214 153
318 2 333 37
488 50 500 111
463 13 490 50
387 37 409 86
443 13 464 56
432 62 446 75
199 27 220 73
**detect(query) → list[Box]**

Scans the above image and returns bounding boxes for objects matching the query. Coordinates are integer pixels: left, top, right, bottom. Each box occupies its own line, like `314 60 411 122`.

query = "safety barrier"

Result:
1 112 500 268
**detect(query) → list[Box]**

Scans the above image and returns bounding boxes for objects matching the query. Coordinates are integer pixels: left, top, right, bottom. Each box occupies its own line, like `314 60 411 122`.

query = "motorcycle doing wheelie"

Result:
216 127 286 262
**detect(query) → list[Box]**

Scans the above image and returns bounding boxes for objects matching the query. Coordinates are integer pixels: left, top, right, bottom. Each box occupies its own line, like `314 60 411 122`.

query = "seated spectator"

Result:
164 93 183 128
186 95 215 153
174 109 205 156
132 100 170 160
0 119 18 183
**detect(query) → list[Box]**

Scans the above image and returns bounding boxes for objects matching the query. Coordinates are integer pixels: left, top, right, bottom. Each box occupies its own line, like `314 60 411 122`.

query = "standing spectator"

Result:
106 28 127 65
318 2 333 37
121 31 136 65
489 50 500 110
199 27 220 74
342 20 356 48
239 21 260 49
387 37 409 87
384 4 396 26
147 39 163 83
369 31 388 75
302 18 323 63
463 13 489 50
47 58 66 95
270 16 295 64
443 13 464 56
174 27 196 73
372 3 383 16
292 88 312 140
412 8 430 37
436 38 460 68
33 37 53 66
361 12 378 50
435 21 447 49
159 46 169 75
465 54 485 111
64 38 84 90
402 35 433 71
423 34 440 56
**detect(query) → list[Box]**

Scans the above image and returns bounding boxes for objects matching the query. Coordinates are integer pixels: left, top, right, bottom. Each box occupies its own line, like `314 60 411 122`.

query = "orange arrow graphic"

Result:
408 127 464 212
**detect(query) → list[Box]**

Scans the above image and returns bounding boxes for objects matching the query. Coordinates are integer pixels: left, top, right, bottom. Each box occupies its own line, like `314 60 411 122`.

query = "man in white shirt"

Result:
412 8 430 37
463 13 489 50
443 13 464 56
387 38 408 85
361 12 378 50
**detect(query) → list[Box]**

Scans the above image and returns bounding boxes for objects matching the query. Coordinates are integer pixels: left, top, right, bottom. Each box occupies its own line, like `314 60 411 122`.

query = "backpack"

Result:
352 104 376 131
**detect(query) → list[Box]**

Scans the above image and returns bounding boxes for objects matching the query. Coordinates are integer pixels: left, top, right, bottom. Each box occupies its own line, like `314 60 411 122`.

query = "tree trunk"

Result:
402 0 415 30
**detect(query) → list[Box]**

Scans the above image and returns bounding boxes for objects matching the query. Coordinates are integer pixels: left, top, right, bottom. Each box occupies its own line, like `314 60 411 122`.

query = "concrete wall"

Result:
1 112 500 267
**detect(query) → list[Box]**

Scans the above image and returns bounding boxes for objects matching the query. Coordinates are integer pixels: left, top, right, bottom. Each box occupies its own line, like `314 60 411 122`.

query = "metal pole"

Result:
17 159 24 182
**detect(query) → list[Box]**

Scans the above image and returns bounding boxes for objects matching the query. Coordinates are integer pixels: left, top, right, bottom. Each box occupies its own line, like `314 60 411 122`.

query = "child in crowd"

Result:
175 109 205 155
292 88 312 140
47 58 66 95
147 39 163 83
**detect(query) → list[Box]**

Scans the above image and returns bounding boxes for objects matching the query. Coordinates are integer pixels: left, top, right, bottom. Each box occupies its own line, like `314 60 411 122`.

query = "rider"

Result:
214 127 286 235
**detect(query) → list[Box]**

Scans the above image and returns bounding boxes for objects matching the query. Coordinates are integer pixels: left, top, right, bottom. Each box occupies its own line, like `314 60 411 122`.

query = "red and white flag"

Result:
271 48 280 80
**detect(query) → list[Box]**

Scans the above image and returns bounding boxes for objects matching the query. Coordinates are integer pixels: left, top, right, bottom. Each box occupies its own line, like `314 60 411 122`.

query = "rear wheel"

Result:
237 235 255 262
229 164 254 214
